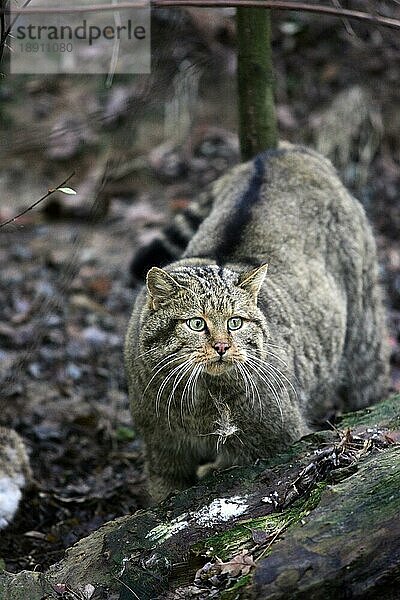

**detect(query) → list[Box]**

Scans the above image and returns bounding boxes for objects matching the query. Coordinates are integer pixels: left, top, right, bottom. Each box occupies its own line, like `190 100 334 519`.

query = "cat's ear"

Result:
146 267 179 309
238 264 268 301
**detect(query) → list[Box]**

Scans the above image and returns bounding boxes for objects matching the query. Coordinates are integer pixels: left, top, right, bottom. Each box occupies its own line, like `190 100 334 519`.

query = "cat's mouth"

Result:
204 358 235 376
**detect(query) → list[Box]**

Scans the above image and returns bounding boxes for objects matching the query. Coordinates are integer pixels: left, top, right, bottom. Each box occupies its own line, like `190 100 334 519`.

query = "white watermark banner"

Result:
10 0 150 74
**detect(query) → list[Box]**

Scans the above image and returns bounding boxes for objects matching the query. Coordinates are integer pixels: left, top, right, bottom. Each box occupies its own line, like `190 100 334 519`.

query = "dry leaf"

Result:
216 549 255 577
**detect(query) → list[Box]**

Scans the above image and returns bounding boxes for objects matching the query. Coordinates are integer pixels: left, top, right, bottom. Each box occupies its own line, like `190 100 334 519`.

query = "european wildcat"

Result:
0 427 31 529
125 143 388 501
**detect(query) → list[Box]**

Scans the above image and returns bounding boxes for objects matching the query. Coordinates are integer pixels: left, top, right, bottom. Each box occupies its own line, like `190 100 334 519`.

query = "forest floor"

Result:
0 6 400 577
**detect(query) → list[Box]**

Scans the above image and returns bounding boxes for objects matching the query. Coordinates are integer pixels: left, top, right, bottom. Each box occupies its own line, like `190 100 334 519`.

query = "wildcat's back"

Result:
125 144 388 500
182 145 388 418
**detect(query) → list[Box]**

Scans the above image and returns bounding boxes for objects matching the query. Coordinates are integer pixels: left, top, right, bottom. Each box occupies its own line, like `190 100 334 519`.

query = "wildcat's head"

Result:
141 264 269 378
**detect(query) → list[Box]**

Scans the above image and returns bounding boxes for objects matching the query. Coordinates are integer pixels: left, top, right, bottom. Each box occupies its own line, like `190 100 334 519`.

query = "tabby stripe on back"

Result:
129 148 286 281
213 150 271 264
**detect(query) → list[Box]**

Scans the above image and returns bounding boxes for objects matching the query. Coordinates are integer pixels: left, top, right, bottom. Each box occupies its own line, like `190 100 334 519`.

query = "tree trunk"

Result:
236 6 278 159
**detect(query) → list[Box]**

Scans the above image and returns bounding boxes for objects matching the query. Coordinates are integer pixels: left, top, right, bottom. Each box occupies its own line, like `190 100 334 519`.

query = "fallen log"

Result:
1 394 399 600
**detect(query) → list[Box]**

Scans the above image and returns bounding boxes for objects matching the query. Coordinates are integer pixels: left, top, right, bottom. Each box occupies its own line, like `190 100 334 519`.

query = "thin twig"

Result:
0 0 34 64
158 1 400 31
331 0 356 36
0 172 75 229
0 0 399 31
255 519 293 562
114 576 141 600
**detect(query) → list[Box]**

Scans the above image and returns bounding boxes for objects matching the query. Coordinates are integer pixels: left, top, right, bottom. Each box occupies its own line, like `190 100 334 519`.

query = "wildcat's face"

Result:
140 265 268 379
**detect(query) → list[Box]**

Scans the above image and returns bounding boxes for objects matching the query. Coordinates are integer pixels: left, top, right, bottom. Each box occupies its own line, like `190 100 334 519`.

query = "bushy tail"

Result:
129 187 214 283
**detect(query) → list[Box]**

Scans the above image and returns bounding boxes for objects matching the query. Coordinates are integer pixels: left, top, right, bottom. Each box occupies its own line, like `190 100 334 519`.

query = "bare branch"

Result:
1 0 400 31
0 172 75 229
157 2 400 31
0 0 34 64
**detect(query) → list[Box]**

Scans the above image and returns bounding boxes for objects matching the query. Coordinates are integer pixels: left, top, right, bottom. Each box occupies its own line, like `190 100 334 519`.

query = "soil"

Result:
0 5 399 577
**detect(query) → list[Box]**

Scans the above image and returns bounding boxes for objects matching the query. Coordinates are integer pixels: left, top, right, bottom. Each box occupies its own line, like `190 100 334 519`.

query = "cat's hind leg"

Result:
341 246 389 412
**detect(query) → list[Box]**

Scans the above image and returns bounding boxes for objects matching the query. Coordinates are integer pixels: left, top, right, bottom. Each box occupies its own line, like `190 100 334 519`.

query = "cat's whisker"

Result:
191 364 203 412
266 342 285 351
235 362 250 402
247 355 287 397
265 348 301 385
181 366 194 416
182 363 200 416
187 364 202 414
238 361 256 411
155 361 188 418
167 362 194 428
245 358 283 423
265 350 288 368
247 364 282 423
264 362 298 399
236 361 253 407
150 351 181 372
155 360 186 405
184 365 196 415
134 346 161 361
261 365 296 423
174 363 195 425
241 361 264 418
143 353 182 398
248 353 298 399
157 363 187 420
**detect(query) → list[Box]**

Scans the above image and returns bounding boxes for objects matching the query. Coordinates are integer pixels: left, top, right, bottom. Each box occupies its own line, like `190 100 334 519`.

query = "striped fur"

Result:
125 143 389 501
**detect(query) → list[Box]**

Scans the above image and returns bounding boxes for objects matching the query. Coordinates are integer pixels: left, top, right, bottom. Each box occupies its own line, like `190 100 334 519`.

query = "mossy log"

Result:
0 396 399 600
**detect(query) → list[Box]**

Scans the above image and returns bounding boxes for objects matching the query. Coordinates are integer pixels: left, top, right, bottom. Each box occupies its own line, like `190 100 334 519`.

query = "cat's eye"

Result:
227 316 243 331
187 317 206 332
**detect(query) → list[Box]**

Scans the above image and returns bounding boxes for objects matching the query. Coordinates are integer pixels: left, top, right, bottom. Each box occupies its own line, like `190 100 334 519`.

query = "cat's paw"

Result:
197 462 218 480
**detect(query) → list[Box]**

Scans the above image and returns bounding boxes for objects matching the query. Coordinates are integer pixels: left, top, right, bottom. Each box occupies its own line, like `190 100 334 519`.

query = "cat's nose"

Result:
214 342 230 356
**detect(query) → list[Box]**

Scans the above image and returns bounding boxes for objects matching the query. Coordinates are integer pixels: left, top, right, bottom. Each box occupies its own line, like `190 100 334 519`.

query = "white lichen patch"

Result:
262 496 273 504
146 495 249 544
0 475 24 529
194 495 249 526
146 514 190 543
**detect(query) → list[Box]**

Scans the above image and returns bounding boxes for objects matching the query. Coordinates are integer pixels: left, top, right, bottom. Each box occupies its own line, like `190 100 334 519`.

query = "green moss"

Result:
339 395 400 429
192 485 326 562
221 573 252 600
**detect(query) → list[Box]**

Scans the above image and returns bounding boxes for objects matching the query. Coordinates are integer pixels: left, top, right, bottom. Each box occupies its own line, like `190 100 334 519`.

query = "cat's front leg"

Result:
144 437 198 502
197 442 248 481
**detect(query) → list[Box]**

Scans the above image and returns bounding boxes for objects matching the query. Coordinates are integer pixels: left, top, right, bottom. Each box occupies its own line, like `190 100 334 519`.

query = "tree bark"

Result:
236 6 278 159
252 447 400 599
